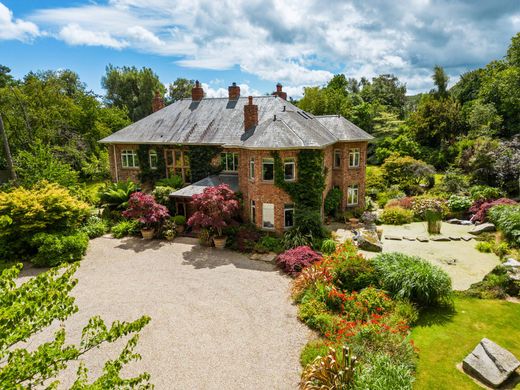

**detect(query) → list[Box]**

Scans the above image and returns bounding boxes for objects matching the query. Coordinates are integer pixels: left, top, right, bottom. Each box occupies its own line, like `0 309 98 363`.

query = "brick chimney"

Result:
272 83 287 100
244 96 258 131
152 90 165 112
228 82 240 100
191 80 204 101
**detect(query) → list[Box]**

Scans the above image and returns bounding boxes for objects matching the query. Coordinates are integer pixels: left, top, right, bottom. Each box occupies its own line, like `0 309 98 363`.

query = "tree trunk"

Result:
0 114 17 183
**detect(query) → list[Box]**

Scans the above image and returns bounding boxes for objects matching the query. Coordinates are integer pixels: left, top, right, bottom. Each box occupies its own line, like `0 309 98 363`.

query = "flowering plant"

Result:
469 198 517 223
276 246 322 276
187 184 239 238
411 197 447 221
122 192 170 229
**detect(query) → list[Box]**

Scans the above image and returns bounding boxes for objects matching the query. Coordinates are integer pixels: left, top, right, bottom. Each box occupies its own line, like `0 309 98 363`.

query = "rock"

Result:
417 236 429 242
431 236 450 242
461 220 473 226
449 236 461 241
250 252 277 262
447 218 463 224
441 257 457 265
462 338 520 388
357 229 383 252
461 236 474 241
403 236 416 241
384 235 402 241
503 258 520 268
469 223 496 235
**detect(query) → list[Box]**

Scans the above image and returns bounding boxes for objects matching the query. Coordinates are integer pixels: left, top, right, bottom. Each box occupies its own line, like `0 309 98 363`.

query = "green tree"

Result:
432 65 449 98
361 74 406 116
0 65 13 88
506 32 520 67
0 263 151 388
168 78 194 103
102 64 165 122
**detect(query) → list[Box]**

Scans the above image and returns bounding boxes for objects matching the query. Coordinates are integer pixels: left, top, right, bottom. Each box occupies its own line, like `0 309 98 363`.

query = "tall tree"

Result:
0 65 13 88
102 65 166 122
0 114 16 182
168 78 194 103
432 65 449 98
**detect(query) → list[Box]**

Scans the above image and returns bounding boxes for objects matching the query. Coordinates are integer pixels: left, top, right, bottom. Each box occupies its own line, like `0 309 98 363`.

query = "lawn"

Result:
412 296 520 389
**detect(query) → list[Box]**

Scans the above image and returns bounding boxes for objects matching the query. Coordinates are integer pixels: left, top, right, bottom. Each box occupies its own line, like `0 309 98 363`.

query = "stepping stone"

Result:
463 338 520 388
449 236 461 241
431 236 450 242
417 236 429 242
442 257 457 265
384 235 402 241
503 258 520 268
460 220 473 226
461 236 474 241
447 218 462 224
403 236 416 241
469 223 496 235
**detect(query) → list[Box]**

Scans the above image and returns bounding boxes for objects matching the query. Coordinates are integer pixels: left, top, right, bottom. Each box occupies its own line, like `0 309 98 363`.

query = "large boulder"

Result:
357 229 383 252
462 338 520 388
469 223 496 235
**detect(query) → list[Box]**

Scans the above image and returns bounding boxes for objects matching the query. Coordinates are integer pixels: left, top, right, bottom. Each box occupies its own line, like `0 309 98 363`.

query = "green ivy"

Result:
187 145 222 182
137 145 166 184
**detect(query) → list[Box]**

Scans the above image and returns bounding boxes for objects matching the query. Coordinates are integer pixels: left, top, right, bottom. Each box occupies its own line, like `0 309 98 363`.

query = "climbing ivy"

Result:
187 145 222 182
137 144 166 184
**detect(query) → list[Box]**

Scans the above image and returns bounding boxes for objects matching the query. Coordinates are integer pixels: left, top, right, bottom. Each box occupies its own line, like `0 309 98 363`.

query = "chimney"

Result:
272 82 287 100
244 96 258 131
228 82 240 100
152 90 165 112
192 80 204 101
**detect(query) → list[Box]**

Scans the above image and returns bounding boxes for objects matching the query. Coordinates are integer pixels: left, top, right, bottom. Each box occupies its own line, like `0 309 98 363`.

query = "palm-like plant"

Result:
99 180 137 210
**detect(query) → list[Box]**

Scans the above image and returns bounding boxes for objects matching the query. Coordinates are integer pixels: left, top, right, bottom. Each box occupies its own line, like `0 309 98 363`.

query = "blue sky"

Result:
1 1 519 98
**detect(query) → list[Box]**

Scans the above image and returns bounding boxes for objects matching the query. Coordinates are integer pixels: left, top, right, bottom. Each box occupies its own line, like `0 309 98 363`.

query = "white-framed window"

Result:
349 148 360 168
165 149 190 183
262 203 275 229
347 184 359 205
284 204 294 229
284 158 295 181
334 149 341 168
249 158 255 180
250 200 256 224
221 152 239 172
149 149 158 170
121 149 139 168
262 158 274 181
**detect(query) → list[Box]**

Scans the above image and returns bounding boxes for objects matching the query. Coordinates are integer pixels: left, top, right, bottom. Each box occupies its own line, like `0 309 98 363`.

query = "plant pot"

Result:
427 220 441 235
213 236 227 249
349 218 360 228
141 228 155 240
376 226 383 240
176 225 185 234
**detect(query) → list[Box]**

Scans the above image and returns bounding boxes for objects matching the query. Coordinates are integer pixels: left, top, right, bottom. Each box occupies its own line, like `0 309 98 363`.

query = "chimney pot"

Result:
228 82 240 100
152 90 165 112
192 80 204 101
272 83 287 100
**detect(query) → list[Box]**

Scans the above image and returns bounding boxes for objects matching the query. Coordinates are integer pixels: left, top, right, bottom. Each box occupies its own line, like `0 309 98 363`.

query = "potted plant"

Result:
123 192 169 239
162 218 177 241
187 184 239 249
412 197 447 235
173 215 186 234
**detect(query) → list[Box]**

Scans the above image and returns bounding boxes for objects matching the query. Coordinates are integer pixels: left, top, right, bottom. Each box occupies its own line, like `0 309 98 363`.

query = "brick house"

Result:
99 82 373 233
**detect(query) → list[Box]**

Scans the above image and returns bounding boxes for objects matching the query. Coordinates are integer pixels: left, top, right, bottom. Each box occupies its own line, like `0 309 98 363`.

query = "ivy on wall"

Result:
137 145 166 184
187 145 222 183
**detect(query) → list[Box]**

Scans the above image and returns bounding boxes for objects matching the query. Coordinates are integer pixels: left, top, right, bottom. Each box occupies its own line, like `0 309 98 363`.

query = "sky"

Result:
0 0 519 99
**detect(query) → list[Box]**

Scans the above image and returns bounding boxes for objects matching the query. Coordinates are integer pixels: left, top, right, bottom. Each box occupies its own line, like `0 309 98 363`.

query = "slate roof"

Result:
99 96 373 149
170 174 239 198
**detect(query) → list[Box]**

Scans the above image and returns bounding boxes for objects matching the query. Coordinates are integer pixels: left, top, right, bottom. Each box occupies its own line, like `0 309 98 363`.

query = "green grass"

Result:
412 296 520 389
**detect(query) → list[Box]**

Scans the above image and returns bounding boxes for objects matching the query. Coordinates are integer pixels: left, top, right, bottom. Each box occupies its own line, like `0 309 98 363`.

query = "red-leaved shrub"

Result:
470 198 517 223
122 192 169 228
386 196 414 209
276 246 322 276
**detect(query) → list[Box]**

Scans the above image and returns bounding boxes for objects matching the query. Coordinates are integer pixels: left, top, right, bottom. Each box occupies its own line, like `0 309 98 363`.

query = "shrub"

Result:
111 220 140 238
100 180 137 210
300 339 329 367
470 198 517 223
376 186 406 208
30 231 89 267
276 246 322 276
372 252 452 307
385 197 414 209
156 175 184 189
488 204 520 246
469 185 503 201
80 216 109 239
327 287 394 321
291 261 333 301
229 224 262 252
465 265 519 299
320 239 337 255
411 197 448 221
353 353 414 390
152 186 175 210
476 241 493 253
123 192 169 229
172 215 186 226
380 206 414 225
255 236 284 253
381 154 435 194
0 182 90 260
447 195 472 212
301 346 356 390
324 188 342 216
282 227 314 250
331 253 377 292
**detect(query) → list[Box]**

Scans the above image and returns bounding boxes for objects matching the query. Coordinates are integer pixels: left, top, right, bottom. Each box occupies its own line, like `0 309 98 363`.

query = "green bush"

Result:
353 353 414 390
465 265 519 299
152 186 175 211
255 236 284 253
321 239 337 255
30 231 89 267
447 195 472 212
332 254 377 292
376 186 406 208
80 216 109 239
324 188 342 217
111 220 140 238
469 185 503 201
172 215 186 226
372 252 452 307
100 180 137 210
300 339 329 367
476 241 493 253
380 206 414 225
156 175 184 189
488 204 520 247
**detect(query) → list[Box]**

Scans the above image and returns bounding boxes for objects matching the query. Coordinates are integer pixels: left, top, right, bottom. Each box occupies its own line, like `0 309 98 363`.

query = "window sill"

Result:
261 179 275 183
348 166 360 169
121 167 140 170
284 178 296 182
333 166 341 170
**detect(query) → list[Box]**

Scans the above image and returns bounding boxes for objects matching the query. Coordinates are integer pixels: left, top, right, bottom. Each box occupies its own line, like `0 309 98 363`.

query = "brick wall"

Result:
108 144 141 182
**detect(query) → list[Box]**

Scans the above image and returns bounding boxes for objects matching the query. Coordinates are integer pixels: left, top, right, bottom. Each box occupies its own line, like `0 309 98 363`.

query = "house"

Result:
99 82 373 232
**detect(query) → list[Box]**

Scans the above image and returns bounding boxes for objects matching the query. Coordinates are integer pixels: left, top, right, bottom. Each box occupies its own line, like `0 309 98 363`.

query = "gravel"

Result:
20 236 309 389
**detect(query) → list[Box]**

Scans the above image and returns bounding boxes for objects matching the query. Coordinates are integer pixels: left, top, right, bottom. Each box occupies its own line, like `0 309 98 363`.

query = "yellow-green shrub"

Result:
379 206 414 225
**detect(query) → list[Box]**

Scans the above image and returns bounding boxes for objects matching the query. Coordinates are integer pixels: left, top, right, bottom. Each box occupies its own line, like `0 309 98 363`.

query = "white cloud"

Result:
0 3 39 41
201 82 262 98
59 24 128 49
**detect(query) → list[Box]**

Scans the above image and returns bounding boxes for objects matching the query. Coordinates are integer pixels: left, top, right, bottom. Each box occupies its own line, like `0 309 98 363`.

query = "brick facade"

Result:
108 144 141 182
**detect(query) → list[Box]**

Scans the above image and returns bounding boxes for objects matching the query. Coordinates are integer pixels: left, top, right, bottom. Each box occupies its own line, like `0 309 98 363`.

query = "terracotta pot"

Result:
141 228 155 240
213 236 227 249
176 225 185 234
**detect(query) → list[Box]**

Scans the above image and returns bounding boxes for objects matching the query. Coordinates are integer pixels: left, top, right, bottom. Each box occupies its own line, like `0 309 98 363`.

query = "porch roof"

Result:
169 174 239 198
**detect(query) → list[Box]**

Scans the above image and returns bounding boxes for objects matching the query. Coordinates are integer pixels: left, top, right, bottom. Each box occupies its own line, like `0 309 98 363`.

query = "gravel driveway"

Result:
22 236 309 389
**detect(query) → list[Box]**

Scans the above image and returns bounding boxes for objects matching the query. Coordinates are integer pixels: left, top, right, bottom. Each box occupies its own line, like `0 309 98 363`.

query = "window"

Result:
250 200 256 224
165 149 191 182
121 150 139 168
176 202 186 217
334 149 341 168
262 203 275 229
262 158 274 181
284 204 294 228
249 158 255 180
221 152 239 172
284 158 295 181
349 148 360 168
149 149 158 170
347 184 359 205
